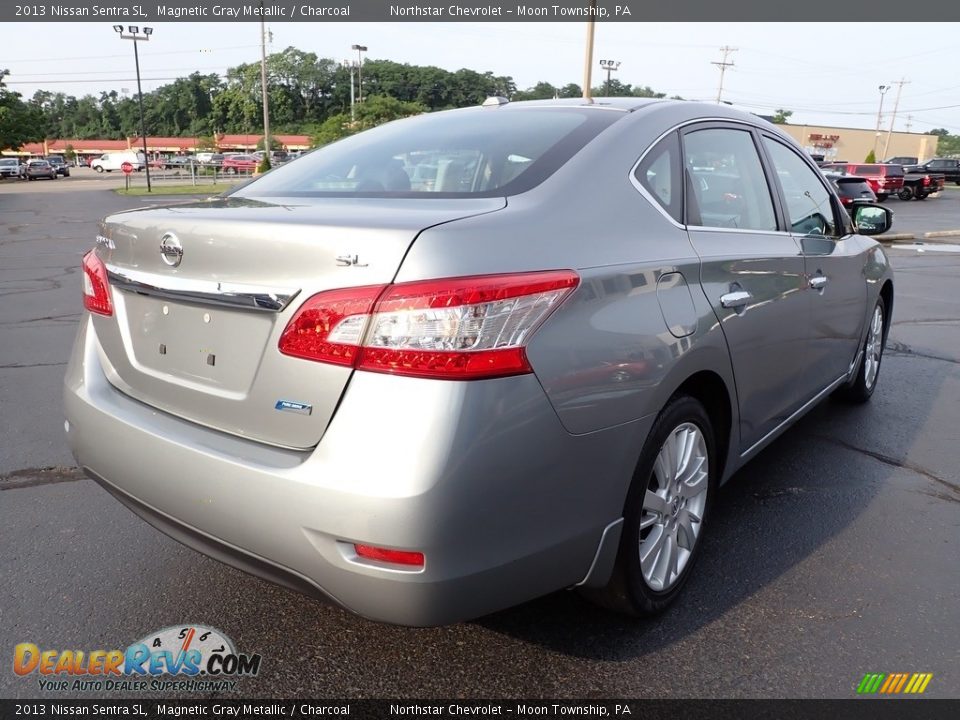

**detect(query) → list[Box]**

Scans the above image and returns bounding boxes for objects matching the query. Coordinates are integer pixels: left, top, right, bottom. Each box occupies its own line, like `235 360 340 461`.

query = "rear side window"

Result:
635 131 682 223
763 137 838 238
682 128 777 232
834 178 873 198
882 164 904 177
235 108 620 198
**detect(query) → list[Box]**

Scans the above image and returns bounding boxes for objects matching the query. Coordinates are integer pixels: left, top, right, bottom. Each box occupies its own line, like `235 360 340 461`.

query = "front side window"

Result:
763 137 838 238
682 127 777 231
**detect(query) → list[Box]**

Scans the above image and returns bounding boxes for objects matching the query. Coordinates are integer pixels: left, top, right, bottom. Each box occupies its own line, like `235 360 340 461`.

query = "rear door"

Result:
760 135 865 396
681 123 810 452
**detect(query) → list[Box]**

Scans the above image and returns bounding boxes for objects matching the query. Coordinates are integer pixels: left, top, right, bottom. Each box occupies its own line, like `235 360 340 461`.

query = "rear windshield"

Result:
834 178 873 197
233 108 620 199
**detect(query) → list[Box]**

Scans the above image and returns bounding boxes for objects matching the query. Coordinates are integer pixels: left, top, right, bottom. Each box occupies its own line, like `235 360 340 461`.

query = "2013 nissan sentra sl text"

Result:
65 99 894 626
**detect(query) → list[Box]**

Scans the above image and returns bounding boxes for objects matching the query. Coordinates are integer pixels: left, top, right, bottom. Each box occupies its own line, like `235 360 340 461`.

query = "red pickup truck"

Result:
821 163 904 201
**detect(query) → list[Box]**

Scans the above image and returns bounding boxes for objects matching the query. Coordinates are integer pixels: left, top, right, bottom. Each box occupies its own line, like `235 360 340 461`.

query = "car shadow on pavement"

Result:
471 355 954 661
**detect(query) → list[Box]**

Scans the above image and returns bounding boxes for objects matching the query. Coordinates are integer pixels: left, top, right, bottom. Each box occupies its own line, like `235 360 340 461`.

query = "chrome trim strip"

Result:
106 264 300 313
740 373 848 463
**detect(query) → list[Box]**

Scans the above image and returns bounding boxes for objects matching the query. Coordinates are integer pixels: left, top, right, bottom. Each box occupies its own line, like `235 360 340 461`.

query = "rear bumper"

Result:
65 317 644 625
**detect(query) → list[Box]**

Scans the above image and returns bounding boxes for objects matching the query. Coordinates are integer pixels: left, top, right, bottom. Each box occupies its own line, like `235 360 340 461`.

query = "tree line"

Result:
1 47 676 150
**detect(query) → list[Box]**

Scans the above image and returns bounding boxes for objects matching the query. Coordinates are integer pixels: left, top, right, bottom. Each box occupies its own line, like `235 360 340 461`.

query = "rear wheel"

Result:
589 395 716 616
835 296 886 403
897 187 913 201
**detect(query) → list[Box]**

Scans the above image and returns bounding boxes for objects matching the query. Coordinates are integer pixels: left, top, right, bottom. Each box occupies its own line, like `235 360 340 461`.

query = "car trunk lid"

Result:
92 195 505 449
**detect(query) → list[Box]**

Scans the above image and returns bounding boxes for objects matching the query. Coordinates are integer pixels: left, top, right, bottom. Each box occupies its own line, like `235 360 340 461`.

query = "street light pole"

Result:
872 84 890 157
599 59 620 96
344 60 356 122
114 24 153 192
351 44 367 103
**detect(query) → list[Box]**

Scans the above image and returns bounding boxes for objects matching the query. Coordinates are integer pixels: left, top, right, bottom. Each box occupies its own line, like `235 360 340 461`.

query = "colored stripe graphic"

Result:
857 672 933 694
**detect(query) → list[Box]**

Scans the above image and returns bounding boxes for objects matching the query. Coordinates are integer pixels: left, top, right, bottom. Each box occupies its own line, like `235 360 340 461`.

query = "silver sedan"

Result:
65 99 893 625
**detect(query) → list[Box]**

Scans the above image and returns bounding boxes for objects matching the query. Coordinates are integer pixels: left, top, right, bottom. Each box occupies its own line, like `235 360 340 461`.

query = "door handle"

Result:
720 290 752 309
809 275 828 290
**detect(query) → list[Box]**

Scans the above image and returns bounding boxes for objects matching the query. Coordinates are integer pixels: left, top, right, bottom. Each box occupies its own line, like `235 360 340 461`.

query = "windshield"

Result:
0 159 16 166
233 108 620 199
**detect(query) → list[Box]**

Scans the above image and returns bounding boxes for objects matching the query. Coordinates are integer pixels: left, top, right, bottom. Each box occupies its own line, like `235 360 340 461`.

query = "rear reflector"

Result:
354 544 425 567
81 250 113 316
279 270 579 380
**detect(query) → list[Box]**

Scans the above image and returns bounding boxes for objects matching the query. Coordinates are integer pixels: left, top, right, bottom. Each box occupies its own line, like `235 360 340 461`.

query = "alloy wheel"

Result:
864 304 884 390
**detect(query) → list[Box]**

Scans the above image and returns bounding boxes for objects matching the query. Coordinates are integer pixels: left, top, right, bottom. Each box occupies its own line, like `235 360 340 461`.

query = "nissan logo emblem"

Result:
159 233 183 267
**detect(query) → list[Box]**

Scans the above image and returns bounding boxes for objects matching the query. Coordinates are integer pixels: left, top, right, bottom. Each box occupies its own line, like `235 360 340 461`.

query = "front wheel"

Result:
94 166 103 173
836 296 886 403
588 395 716 616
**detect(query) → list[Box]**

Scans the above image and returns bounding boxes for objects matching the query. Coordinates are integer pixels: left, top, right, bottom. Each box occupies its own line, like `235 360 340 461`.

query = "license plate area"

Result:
120 293 273 394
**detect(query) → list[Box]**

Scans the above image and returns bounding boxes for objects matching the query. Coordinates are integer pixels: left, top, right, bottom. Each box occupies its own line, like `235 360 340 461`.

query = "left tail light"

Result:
279 270 579 380
81 250 113 316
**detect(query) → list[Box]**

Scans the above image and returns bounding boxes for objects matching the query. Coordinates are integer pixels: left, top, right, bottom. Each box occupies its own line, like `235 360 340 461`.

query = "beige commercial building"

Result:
778 123 939 163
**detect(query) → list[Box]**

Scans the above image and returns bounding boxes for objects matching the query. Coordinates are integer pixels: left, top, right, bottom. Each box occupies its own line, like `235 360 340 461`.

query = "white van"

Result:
90 151 145 173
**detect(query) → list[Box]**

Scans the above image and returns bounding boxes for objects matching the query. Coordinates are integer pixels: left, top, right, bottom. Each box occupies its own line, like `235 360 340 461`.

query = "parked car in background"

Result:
883 156 917 166
907 158 960 185
820 162 904 201
91 151 146 173
822 171 877 215
899 170 945 200
25 159 58 180
221 154 259 174
0 158 21 179
195 152 225 165
67 99 894 626
46 156 70 177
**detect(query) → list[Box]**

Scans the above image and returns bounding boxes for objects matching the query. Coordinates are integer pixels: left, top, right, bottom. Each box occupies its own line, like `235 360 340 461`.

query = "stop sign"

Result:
121 161 133 174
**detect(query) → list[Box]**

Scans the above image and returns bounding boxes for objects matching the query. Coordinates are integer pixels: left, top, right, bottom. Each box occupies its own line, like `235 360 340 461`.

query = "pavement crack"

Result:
813 435 960 497
0 466 86 490
886 340 959 366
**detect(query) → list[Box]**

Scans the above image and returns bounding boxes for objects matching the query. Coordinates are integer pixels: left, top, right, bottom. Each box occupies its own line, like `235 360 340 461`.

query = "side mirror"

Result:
853 204 893 236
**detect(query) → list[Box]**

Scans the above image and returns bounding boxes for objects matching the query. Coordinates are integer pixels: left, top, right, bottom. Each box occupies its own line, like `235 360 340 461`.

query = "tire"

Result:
835 296 886 404
877 194 888 202
94 165 103 173
897 187 913 201
587 395 717 616
917 193 928 200
226 167 237 175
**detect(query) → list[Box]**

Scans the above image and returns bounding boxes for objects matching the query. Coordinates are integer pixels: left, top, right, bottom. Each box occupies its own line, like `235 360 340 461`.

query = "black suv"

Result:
822 171 877 217
45 156 70 177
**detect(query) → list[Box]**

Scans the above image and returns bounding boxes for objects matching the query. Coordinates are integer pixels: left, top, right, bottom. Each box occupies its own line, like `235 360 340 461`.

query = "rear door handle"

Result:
720 290 752 309
809 275 828 290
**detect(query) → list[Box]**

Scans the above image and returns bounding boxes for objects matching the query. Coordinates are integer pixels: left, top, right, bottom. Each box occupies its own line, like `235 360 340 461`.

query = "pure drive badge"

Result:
275 400 313 416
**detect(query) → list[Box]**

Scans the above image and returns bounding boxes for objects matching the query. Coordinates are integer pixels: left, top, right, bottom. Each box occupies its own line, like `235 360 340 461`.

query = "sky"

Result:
4 21 960 135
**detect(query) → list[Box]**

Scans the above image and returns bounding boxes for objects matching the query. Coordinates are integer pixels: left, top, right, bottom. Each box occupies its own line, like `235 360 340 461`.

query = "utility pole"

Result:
712 46 737 104
260 13 270 158
882 78 910 160
599 59 620 96
582 0 597 100
872 84 890 157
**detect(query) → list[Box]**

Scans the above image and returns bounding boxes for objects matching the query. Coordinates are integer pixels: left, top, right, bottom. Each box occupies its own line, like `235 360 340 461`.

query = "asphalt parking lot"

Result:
1 179 958 700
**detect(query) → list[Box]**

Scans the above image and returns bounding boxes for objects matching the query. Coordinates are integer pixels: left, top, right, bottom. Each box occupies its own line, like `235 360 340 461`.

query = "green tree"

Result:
864 150 877 163
256 135 283 151
772 108 793 124
0 70 44 150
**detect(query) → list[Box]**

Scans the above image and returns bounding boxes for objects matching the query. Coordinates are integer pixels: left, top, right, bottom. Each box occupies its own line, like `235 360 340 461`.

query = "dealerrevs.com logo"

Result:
14 625 262 693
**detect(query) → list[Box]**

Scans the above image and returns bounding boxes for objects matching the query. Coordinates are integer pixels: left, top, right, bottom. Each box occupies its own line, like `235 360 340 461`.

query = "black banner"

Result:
4 0 960 23
2 700 960 720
